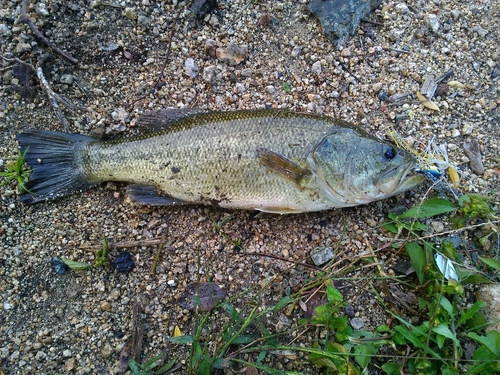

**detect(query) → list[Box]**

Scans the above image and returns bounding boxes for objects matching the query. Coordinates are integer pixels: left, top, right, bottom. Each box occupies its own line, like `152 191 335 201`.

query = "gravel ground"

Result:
0 0 499 374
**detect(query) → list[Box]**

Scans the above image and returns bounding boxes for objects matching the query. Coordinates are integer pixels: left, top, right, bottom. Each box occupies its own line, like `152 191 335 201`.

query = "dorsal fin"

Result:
136 108 211 132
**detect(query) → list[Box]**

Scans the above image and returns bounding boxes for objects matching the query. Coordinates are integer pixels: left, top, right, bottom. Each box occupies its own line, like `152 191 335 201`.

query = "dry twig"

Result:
20 0 79 64
1 55 76 131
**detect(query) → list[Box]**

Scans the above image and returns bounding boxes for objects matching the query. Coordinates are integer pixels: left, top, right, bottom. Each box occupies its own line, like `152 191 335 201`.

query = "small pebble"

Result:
425 14 440 33
184 58 199 78
463 138 485 175
350 318 365 330
0 24 12 37
60 74 74 85
124 7 137 20
113 252 135 272
111 107 129 122
430 221 445 233
311 61 322 75
291 46 302 57
216 42 248 66
310 246 334 266
51 257 69 275
15 43 32 53
203 65 218 83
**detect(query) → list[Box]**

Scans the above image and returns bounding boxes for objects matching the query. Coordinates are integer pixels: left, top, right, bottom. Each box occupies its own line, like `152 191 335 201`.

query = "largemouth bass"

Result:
16 109 423 213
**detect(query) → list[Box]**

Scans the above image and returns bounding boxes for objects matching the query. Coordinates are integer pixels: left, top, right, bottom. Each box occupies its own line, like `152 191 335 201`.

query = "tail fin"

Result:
16 130 97 204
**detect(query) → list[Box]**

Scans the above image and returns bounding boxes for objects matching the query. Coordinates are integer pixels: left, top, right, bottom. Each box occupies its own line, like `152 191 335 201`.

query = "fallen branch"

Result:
2 55 76 131
20 0 79 64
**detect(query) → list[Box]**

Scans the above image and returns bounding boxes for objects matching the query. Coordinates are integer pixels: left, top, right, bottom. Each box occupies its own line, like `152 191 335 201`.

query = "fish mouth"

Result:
376 160 425 196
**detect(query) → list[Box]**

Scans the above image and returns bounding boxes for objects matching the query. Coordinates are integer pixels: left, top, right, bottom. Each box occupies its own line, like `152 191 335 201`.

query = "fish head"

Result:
310 130 424 207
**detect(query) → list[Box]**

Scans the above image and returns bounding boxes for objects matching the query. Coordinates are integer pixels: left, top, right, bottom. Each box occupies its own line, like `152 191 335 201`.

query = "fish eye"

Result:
383 147 397 160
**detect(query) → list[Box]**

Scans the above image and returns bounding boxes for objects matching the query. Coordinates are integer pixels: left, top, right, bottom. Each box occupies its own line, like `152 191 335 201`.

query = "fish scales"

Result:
17 109 424 212
85 111 343 211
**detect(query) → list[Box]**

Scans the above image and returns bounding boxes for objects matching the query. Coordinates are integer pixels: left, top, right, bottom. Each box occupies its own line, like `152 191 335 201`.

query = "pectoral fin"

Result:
126 184 189 206
257 149 311 186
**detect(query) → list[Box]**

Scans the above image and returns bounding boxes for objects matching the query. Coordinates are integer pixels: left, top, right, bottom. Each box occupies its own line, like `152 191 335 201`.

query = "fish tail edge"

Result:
16 130 97 204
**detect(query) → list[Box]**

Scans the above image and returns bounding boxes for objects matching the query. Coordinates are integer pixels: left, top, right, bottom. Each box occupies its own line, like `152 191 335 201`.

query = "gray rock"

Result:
310 246 335 266
111 107 129 122
124 7 137 21
216 42 248 66
184 58 199 78
15 43 32 53
425 14 440 33
463 138 485 175
60 74 74 85
203 65 218 83
309 0 382 49
311 61 322 75
350 317 365 329
291 46 302 57
0 23 12 37
191 0 218 20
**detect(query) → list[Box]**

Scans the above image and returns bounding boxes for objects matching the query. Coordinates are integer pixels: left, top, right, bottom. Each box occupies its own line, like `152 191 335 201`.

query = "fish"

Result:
16 109 424 213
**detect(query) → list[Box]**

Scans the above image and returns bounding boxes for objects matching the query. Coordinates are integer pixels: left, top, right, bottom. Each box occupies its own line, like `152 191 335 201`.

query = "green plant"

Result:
0 148 31 192
168 287 293 375
451 194 498 229
375 196 500 374
95 237 110 267
307 283 389 374
128 352 176 375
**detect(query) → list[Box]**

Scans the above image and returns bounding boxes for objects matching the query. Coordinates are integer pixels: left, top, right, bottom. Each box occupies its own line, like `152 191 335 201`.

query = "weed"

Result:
451 194 499 229
95 237 110 268
168 283 293 375
128 352 177 375
307 282 389 373
0 147 31 192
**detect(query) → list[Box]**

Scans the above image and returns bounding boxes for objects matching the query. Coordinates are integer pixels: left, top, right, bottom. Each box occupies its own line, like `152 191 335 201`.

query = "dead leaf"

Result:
173 325 182 337
448 166 460 186
178 282 226 312
447 80 465 89
416 91 440 111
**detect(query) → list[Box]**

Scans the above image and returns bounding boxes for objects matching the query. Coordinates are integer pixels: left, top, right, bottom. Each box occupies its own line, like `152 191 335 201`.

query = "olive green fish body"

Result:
17 110 423 212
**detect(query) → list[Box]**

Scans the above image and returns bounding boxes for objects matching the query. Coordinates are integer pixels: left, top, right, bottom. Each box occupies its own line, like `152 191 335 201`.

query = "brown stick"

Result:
20 0 79 64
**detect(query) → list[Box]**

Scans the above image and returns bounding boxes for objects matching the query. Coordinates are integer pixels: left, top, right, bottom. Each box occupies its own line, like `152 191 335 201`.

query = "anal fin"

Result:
126 184 189 206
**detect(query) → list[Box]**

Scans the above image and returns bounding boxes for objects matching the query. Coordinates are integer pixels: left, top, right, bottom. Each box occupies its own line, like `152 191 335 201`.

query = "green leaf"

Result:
273 295 292 311
223 303 240 320
212 358 231 369
326 285 343 303
381 362 401 375
439 296 455 319
398 198 456 219
455 265 493 284
257 350 266 362
479 257 500 271
128 359 140 372
393 325 425 349
406 242 425 284
282 82 290 93
458 300 487 327
354 344 375 369
143 353 163 369
231 335 256 344
167 335 194 344
61 258 91 271
154 358 177 374
432 324 459 348
467 332 499 354
383 222 399 234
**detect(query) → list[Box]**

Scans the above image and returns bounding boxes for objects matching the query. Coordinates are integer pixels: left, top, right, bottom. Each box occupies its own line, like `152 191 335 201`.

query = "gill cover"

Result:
310 130 419 207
